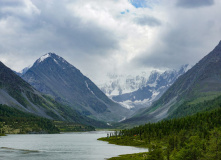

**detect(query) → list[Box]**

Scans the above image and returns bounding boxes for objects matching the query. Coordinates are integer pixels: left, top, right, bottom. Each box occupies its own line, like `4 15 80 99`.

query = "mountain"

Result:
120 40 221 126
112 65 190 110
0 61 107 128
98 72 150 96
14 65 31 76
22 53 131 122
19 66 32 75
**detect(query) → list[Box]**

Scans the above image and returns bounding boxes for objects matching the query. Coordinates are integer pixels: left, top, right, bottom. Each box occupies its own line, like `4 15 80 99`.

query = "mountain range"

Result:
110 65 191 111
21 53 132 122
2 41 221 130
98 65 190 112
120 40 221 127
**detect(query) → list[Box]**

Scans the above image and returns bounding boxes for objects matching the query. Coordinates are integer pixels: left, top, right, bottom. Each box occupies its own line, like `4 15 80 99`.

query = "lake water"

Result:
0 131 147 160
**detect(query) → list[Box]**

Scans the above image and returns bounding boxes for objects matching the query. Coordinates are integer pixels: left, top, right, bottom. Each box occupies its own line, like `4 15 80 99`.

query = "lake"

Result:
0 131 147 160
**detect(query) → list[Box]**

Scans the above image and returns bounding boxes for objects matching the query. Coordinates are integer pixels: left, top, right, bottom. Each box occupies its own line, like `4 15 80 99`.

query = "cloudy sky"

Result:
0 0 221 84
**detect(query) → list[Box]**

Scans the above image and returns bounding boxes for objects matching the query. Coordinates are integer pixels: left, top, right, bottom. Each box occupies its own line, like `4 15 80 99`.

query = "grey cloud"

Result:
0 0 40 22
0 0 221 82
0 0 25 7
0 0 119 58
133 7 221 70
0 1 24 19
134 15 161 27
133 44 193 70
176 0 214 8
0 0 121 76
52 19 119 55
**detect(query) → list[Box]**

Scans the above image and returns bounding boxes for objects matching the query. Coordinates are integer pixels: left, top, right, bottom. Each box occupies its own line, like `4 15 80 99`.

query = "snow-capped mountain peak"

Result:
38 53 51 63
36 53 64 64
33 53 74 70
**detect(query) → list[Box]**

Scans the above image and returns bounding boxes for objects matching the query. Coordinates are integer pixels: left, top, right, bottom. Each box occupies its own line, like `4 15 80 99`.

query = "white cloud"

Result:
0 0 220 84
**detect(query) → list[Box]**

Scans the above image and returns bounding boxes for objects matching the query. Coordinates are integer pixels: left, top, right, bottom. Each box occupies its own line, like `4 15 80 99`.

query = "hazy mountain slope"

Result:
22 53 131 122
121 40 221 126
0 61 107 128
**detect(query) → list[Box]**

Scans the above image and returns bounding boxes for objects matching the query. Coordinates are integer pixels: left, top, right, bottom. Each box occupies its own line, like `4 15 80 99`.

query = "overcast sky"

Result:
0 0 221 84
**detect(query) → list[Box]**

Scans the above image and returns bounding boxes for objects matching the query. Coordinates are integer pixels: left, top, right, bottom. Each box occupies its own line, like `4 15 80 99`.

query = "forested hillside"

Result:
100 103 221 159
0 104 59 134
0 104 96 135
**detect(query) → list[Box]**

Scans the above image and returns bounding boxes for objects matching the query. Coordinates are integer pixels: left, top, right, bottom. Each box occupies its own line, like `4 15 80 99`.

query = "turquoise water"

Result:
0 131 147 160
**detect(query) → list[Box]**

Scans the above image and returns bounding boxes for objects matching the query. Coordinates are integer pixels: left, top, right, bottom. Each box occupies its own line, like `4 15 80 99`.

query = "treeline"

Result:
102 105 221 159
0 104 97 134
54 121 95 132
0 104 59 134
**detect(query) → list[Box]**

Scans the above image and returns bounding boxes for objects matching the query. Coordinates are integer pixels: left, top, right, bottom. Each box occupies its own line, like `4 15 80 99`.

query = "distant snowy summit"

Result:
98 72 151 97
99 64 191 97
98 64 192 110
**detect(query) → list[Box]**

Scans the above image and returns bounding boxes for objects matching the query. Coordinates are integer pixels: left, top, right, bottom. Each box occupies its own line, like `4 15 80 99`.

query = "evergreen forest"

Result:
99 97 221 160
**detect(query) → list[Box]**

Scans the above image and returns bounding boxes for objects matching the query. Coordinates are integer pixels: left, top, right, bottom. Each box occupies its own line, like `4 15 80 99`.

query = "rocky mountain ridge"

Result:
0 61 107 128
99 65 191 111
22 53 132 122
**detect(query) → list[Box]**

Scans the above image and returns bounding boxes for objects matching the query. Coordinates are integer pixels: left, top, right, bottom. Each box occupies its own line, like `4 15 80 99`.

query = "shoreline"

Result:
98 136 149 160
0 131 148 160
